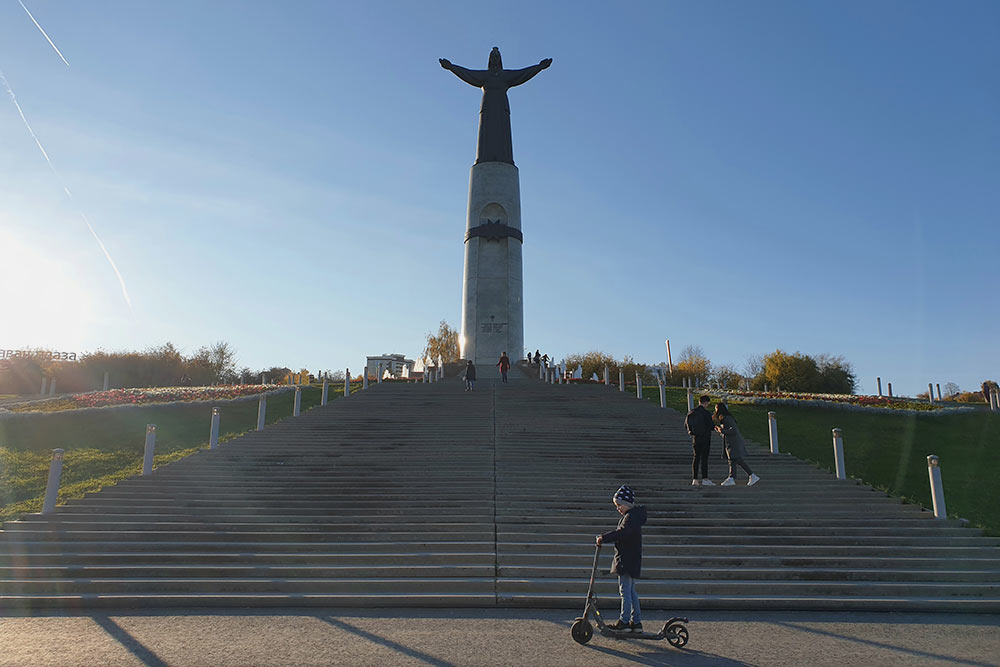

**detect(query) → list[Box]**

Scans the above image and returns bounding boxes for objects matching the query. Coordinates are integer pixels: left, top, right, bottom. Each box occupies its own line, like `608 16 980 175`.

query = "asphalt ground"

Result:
1 608 998 667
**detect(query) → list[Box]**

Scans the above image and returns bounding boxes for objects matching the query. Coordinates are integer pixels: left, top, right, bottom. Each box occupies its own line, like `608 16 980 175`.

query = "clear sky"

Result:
1 0 997 395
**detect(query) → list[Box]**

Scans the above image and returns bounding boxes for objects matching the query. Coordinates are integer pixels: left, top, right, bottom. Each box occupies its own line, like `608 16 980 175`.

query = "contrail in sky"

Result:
0 69 133 310
18 0 70 67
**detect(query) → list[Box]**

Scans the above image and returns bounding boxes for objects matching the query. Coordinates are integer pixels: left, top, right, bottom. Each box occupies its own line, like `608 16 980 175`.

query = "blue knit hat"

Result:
613 485 635 507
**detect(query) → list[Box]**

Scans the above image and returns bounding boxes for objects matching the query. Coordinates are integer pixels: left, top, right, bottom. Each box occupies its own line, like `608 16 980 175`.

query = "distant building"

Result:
366 354 415 379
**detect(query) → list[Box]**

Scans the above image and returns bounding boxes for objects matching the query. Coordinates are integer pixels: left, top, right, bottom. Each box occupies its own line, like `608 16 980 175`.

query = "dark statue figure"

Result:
440 47 552 165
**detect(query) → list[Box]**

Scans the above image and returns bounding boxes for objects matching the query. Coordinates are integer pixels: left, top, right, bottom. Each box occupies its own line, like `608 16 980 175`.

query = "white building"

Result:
366 354 415 379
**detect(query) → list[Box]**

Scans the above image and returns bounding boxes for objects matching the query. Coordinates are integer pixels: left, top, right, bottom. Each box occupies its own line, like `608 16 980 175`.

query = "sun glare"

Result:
0 229 97 347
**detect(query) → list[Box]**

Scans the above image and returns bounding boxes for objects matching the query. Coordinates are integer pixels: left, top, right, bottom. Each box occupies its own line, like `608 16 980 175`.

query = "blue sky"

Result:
1 0 997 395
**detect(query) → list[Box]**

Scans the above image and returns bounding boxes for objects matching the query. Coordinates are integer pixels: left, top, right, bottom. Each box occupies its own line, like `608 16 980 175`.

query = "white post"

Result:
992 389 999 412
888 382 893 398
364 369 369 389
49 378 56 396
539 362 544 380
103 371 110 391
928 383 934 404
257 395 267 431
293 387 301 416
344 369 350 397
209 407 220 450
686 387 694 412
659 381 666 408
927 455 947 519
604 366 609 386
936 383 942 401
377 363 382 384
767 411 779 454
321 379 329 406
619 370 625 392
877 377 882 397
635 372 642 399
41 448 65 514
832 428 846 480
40 377 47 395
665 339 673 376
142 424 156 476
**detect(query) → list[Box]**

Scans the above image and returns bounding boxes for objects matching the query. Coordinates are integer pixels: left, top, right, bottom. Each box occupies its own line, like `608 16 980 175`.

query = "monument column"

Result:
441 47 550 364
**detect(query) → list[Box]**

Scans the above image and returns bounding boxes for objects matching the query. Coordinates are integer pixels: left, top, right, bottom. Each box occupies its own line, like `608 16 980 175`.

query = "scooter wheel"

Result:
571 618 594 645
666 623 689 648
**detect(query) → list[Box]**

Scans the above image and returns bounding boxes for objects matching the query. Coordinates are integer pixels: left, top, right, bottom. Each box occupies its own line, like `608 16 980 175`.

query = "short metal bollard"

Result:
345 369 350 397
41 448 65 514
257 395 267 431
659 381 666 408
927 455 947 519
686 387 693 412
364 371 369 390
321 380 329 406
635 372 642 399
619 371 625 392
209 407 220 450
103 371 109 391
928 383 934 404
539 362 545 380
49 379 56 396
40 377 47 396
767 411 779 454
142 424 156 476
293 387 302 416
832 428 846 480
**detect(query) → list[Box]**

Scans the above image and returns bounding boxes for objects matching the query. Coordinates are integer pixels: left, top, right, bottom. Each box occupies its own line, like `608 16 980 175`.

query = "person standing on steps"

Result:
464 360 477 392
596 485 647 634
534 350 541 365
496 351 511 384
714 402 760 486
685 395 716 487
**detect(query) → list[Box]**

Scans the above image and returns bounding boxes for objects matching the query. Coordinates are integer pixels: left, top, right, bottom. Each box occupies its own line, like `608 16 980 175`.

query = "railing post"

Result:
832 428 846 480
209 407 220 450
887 382 893 398
345 369 350 397
321 379 329 406
40 377 47 396
767 411 779 454
876 377 882 397
364 369 369 389
658 381 666 408
928 383 934 404
635 372 642 399
41 448 64 514
257 395 267 431
293 387 301 416
142 424 156 476
927 455 947 519
936 383 942 401
49 379 56 396
991 389 998 412
539 362 544 380
604 366 609 386
686 387 694 412
619 371 625 392
103 371 109 391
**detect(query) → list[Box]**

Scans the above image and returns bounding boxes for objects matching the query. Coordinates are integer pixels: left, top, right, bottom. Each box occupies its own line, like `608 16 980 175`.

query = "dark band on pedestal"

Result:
465 222 523 243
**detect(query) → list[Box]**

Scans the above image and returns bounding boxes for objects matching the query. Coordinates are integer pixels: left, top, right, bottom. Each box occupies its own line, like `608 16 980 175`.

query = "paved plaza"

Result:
1 609 998 666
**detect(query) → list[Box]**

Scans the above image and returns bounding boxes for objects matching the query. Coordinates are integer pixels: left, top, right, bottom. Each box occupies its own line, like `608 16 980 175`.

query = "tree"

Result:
744 354 765 389
423 321 460 363
943 382 960 398
762 350 820 392
562 351 619 380
814 354 857 394
675 345 711 388
713 364 743 390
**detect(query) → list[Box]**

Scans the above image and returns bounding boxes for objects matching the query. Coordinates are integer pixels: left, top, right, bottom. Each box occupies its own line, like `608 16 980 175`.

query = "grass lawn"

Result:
640 386 999 535
0 385 352 522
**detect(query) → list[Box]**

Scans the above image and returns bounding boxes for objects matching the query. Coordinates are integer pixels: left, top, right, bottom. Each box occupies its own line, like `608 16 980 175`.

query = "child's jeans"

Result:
618 573 641 623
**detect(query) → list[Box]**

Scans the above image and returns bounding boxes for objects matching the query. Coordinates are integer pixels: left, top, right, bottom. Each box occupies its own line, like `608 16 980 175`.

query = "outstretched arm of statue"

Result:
505 58 552 88
440 59 486 87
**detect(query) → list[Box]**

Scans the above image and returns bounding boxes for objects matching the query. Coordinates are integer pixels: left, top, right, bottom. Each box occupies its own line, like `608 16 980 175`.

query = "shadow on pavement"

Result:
91 614 168 667
317 615 454 667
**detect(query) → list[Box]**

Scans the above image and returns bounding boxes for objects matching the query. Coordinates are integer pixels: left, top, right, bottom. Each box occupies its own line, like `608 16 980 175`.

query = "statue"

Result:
440 47 552 165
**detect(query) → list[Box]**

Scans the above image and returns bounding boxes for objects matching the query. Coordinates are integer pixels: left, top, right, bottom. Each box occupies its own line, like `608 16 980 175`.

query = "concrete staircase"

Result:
2 367 999 611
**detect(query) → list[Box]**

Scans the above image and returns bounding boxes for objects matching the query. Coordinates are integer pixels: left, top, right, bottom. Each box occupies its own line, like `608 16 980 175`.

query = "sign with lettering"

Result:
480 322 507 334
1 349 78 361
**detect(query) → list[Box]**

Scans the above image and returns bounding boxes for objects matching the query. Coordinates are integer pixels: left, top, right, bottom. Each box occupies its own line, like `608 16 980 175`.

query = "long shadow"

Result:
91 614 168 667
583 643 749 666
317 615 453 667
773 621 995 667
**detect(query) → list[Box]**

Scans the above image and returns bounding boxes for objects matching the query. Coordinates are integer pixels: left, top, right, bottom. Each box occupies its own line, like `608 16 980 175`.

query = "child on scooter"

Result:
595 485 648 633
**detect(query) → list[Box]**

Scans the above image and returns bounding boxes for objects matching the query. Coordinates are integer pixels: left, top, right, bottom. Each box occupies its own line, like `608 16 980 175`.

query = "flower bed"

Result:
4 385 282 414
713 389 974 415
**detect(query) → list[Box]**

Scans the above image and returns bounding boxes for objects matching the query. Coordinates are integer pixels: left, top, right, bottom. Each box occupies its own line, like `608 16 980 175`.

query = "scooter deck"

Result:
599 628 665 641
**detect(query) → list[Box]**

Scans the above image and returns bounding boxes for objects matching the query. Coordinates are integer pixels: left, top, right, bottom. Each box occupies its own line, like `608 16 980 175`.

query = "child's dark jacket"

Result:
600 505 647 577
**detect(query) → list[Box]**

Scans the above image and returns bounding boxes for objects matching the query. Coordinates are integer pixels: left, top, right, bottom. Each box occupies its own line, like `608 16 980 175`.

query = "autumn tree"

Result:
674 345 711 388
422 321 460 364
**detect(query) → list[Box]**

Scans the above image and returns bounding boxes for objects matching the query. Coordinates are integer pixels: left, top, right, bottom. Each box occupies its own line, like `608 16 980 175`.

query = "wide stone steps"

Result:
2 374 999 611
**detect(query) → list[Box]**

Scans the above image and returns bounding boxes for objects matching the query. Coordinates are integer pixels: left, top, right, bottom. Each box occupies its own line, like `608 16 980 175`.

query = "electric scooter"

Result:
570 544 690 647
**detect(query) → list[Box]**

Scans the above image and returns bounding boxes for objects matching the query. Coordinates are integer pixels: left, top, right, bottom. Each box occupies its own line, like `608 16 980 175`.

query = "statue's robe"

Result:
444 62 548 165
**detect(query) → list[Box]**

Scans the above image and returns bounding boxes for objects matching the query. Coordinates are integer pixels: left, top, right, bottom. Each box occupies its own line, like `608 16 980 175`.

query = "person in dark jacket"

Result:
685 395 716 487
596 485 648 633
714 403 760 486
464 360 477 391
